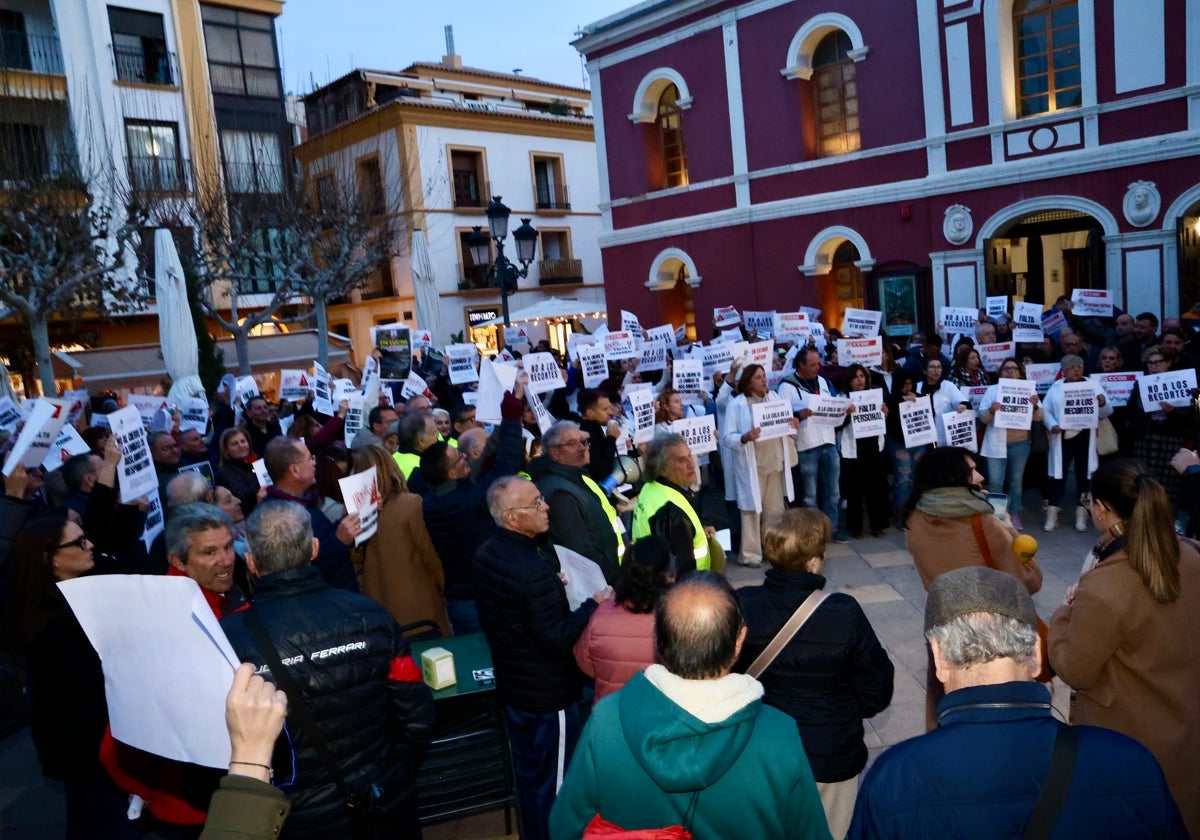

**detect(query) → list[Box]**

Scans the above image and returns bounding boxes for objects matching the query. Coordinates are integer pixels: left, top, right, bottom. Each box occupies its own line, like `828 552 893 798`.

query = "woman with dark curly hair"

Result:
573 535 674 701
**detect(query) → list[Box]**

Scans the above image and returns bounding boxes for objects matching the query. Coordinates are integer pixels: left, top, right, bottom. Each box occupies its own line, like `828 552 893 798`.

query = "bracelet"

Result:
229 760 274 782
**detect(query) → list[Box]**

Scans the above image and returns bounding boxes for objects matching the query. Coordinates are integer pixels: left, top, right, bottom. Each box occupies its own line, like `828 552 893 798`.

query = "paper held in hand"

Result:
1138 369 1197 409
1058 381 1100 430
750 400 794 441
805 394 851 428
669 415 718 455
339 465 380 546
941 409 978 452
993 379 1036 430
849 389 886 439
899 396 938 448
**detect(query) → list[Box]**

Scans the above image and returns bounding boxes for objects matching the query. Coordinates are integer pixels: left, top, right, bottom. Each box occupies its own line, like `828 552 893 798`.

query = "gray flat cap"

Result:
924 565 1037 632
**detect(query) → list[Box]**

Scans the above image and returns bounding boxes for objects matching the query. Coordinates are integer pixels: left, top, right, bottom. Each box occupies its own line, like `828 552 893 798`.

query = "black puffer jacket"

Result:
473 529 597 713
221 565 435 838
736 569 894 783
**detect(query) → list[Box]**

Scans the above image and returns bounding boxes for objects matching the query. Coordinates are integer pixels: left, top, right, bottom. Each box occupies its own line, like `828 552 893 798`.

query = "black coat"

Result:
528 457 620 585
221 565 435 838
473 529 597 713
736 569 894 782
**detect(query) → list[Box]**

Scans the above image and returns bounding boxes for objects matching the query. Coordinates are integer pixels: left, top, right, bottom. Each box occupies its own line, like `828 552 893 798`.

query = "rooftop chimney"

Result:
442 25 462 69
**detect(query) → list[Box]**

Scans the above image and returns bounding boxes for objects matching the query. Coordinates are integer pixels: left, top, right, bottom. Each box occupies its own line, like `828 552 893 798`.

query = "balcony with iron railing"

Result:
111 42 177 87
0 28 63 75
223 161 287 195
452 174 490 210
535 183 571 212
128 154 187 194
538 258 583 286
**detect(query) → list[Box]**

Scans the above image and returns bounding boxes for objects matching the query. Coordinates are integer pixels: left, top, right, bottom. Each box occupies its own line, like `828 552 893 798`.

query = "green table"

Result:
411 632 495 699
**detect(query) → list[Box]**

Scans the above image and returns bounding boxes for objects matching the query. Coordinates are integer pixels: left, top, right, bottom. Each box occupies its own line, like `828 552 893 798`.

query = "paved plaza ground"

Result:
0 505 1097 838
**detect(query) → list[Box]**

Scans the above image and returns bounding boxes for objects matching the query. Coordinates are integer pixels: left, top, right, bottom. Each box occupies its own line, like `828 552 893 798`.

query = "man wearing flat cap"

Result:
847 566 1185 839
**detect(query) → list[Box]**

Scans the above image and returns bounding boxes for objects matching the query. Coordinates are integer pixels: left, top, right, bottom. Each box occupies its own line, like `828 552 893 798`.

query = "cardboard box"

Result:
420 647 457 690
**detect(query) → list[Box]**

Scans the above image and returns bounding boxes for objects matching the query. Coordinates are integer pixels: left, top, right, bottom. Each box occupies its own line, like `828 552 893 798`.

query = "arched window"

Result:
1014 0 1080 117
812 31 860 157
656 84 688 189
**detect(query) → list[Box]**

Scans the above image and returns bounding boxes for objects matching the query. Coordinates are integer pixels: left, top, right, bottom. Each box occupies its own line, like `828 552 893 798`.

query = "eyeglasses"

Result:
552 439 590 449
55 533 90 551
1146 358 1168 367
505 496 547 514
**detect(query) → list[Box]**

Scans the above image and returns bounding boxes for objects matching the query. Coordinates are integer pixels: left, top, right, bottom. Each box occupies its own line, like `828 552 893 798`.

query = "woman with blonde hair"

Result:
350 445 449 636
1049 458 1200 837
215 427 261 515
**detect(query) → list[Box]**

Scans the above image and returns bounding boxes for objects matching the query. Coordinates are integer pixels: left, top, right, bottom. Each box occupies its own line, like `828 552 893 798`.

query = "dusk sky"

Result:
275 0 640 95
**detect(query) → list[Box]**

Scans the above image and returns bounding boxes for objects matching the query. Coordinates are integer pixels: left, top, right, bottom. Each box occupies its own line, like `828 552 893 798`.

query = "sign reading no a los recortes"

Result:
1139 369 1197 409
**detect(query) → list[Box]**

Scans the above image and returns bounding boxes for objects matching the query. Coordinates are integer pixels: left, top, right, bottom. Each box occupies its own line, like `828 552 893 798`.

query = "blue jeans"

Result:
986 439 1030 517
505 701 585 840
888 439 925 512
798 443 841 529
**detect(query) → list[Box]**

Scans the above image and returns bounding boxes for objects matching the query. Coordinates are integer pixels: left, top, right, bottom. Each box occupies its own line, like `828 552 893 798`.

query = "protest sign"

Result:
639 339 668 373
62 390 89 425
979 341 1015 373
986 296 1008 319
603 330 638 361
359 356 381 409
411 329 432 349
527 392 555 434
702 343 736 379
446 344 480 385
939 306 977 334
1071 288 1113 317
899 396 938 447
4 398 69 476
673 358 704 394
739 340 775 367
743 311 774 338
180 397 209 434
109 406 157 503
713 306 741 328
0 397 21 431
41 424 91 472
503 326 531 346
994 379 1036 430
128 394 168 431
279 369 310 402
342 394 366 447
646 323 677 350
621 310 643 336
1041 310 1068 335
566 331 599 362
773 312 810 341
1025 363 1059 396
311 361 333 416
964 385 990 413
1012 326 1044 343
809 322 827 344
627 388 656 445
849 389 886 439
841 308 882 338
806 394 851 428
751 399 796 440
1058 380 1099 430
1137 369 1197 409
141 494 165 552
474 359 511 423
331 379 358 405
1014 301 1042 329
178 461 215 486
374 325 413 381
1090 372 1139 408
400 371 433 401
252 458 272 488
942 409 978 452
668 415 717 455
339 466 380 546
836 337 883 368
578 343 608 389
235 377 259 409
524 352 564 395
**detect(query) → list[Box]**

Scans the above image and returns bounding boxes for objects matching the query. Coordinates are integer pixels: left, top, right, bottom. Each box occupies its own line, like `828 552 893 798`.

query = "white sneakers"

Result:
1043 506 1060 532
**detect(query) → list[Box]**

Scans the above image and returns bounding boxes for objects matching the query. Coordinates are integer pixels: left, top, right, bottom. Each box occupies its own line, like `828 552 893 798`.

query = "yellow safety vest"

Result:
393 451 420 480
581 474 626 562
631 481 709 570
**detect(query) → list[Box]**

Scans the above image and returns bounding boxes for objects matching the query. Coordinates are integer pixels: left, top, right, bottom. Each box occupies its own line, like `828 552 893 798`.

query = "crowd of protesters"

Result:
0 295 1198 838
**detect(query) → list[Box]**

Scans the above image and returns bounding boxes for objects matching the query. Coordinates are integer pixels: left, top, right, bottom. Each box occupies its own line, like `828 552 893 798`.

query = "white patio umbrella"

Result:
478 297 607 327
411 229 440 333
156 229 205 404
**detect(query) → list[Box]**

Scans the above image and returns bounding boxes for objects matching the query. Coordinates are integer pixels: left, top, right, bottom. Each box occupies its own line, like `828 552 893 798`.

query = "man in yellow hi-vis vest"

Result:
632 434 722 575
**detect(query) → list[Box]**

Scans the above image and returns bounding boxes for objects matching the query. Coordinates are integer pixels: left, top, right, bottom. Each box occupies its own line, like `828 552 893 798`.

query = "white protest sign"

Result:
556 545 610 611
1090 372 1139 408
3 399 69 476
252 458 272 488
524 352 564 395
899 396 938 448
342 394 366 447
503 325 531 346
339 466 380 546
1041 310 1068 335
673 359 704 394
986 296 1008 319
809 322 827 344
669 415 717 455
235 376 259 408
62 390 90 425
1025 363 1060 396
702 343 736 379
965 385 990 413
109 406 157 503
942 409 978 452
1013 326 1044 343
1014 301 1042 329
1071 288 1113 317
311 361 333 416
127 394 168 431
739 340 775 368
849 389 886 439
1059 380 1099 430
578 343 609 389
713 306 741 328
751 399 795 441
1138 369 1197 409
603 331 638 361
446 344 480 385
527 393 555 435
359 356 381 409
140 493 165 551
841 308 882 338
0 397 21 431
41 424 91 472
940 307 977 335
332 379 358 406
774 312 810 341
179 397 209 434
979 341 1015 373
837 337 883 368
279 369 310 402
744 311 775 338
566 331 599 362
994 379 1037 430
646 323 678 351
639 339 668 373
620 310 643 336
475 359 518 424
627 388 656 445
412 329 433 349
400 371 433 401
806 394 851 428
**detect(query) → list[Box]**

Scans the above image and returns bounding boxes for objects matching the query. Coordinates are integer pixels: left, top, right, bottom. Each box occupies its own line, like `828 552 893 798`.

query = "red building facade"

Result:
574 0 1200 339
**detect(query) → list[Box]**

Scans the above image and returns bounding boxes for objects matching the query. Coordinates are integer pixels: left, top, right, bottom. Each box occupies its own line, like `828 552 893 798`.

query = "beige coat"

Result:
356 491 449 637
1049 541 1200 837
905 509 1043 594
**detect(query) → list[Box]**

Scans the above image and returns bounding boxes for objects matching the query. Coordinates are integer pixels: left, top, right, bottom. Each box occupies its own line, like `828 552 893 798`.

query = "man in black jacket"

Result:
473 475 613 840
221 500 435 839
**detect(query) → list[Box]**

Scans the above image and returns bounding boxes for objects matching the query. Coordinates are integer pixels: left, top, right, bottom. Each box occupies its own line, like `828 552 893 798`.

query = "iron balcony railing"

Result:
538 258 583 285
0 28 63 75
111 43 176 86
535 182 571 211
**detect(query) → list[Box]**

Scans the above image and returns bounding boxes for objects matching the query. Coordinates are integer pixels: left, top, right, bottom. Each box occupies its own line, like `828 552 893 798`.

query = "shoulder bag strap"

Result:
243 608 361 810
970 514 997 570
1022 724 1081 840
746 590 828 678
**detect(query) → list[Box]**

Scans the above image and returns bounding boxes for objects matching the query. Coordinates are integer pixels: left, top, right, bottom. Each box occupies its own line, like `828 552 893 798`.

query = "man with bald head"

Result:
456 427 490 479
551 572 829 839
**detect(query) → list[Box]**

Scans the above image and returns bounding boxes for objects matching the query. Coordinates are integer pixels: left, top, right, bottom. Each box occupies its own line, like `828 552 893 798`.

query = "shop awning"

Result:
477 296 607 327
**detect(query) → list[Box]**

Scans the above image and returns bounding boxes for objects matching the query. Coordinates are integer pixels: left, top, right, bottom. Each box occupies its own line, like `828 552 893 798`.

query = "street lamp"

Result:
466 196 537 327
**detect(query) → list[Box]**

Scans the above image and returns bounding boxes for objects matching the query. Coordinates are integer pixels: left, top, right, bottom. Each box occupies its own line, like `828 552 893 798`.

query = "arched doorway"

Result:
815 241 865 328
985 209 1106 305
1178 204 1200 317
647 248 699 342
